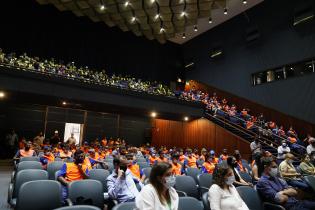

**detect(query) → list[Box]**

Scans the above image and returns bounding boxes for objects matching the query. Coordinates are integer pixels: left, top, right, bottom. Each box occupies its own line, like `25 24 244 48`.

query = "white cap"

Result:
54 130 58 134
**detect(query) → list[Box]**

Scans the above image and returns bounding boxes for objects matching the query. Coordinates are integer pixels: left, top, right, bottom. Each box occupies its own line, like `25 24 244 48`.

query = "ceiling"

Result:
36 0 263 44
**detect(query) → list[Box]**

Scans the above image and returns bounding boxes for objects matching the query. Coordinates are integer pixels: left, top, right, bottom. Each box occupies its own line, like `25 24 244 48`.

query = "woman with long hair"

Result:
208 163 249 210
136 162 179 210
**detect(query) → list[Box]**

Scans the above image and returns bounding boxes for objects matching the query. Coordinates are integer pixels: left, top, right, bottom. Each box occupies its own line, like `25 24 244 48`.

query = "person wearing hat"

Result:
40 146 55 169
210 150 219 164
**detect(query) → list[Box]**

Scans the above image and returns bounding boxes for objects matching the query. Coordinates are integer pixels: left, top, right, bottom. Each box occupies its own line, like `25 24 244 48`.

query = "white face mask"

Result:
164 175 176 189
225 175 235 186
269 168 278 177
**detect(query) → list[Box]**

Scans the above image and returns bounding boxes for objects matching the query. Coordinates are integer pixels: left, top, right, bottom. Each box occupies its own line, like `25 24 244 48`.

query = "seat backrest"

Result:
68 180 104 208
47 161 64 180
89 169 110 192
175 176 199 199
304 175 315 192
138 162 150 170
197 173 213 188
202 192 210 210
239 172 253 183
17 161 42 172
54 205 101 210
112 202 136 210
20 156 40 162
236 186 264 210
142 167 152 178
16 180 62 210
14 169 48 199
186 167 201 184
178 197 203 210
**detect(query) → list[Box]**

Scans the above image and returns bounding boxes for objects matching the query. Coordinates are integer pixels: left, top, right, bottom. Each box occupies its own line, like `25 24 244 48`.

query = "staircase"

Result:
205 111 300 160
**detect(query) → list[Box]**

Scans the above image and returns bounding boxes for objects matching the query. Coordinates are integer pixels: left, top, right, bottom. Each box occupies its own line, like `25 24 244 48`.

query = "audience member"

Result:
50 130 61 146
33 131 45 146
136 162 178 210
306 138 315 155
227 156 252 187
277 140 290 163
201 153 216 174
107 157 141 203
208 163 249 210
250 138 262 157
299 154 315 176
171 154 183 176
13 141 36 159
40 146 55 169
279 153 310 191
257 157 315 210
66 133 76 145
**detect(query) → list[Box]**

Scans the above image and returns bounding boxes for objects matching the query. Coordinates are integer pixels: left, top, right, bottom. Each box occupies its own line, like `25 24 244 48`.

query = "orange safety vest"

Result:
288 137 297 144
59 151 72 158
202 162 215 174
187 156 197 168
157 157 168 163
128 164 141 180
149 156 158 165
20 149 35 157
179 155 186 163
172 163 182 176
83 157 93 171
43 154 55 163
65 162 84 182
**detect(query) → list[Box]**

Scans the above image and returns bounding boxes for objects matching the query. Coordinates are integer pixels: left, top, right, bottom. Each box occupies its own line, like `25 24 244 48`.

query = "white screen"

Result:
64 123 81 145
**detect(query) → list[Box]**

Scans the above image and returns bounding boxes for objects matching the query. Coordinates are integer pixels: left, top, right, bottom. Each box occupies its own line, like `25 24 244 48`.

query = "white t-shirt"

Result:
306 144 315 155
208 184 249 210
277 146 290 159
136 184 179 210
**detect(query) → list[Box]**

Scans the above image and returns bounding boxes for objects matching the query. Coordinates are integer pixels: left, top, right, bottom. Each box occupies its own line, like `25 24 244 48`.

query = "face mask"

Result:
164 176 176 189
282 143 287 147
287 160 293 164
225 175 235 185
269 168 278 177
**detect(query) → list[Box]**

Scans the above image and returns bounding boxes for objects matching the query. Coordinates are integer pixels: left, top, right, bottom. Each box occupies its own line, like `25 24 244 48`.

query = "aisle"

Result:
0 160 13 210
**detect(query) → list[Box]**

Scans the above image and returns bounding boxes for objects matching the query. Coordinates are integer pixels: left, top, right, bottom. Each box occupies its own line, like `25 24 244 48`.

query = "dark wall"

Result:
0 103 151 146
0 0 182 83
183 0 315 124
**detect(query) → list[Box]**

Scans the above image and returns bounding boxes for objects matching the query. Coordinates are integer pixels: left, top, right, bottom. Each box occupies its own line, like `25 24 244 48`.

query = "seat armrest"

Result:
7 183 13 204
198 186 209 196
263 202 285 210
65 198 73 206
176 190 187 197
10 171 15 183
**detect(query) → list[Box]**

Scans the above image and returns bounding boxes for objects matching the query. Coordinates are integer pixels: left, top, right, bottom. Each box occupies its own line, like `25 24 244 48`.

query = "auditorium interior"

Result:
1 0 315 210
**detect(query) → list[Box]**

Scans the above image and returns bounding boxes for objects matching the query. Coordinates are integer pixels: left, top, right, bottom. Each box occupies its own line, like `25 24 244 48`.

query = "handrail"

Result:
206 111 302 158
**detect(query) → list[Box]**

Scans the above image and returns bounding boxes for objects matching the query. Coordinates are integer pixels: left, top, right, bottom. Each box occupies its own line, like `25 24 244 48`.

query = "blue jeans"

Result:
288 200 315 210
287 179 310 191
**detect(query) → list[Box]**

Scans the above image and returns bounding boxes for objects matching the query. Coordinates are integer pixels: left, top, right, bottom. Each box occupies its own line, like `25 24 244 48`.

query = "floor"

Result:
0 160 13 210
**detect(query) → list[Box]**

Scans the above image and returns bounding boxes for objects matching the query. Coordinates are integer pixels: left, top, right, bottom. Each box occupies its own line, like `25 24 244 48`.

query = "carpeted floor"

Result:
0 160 13 210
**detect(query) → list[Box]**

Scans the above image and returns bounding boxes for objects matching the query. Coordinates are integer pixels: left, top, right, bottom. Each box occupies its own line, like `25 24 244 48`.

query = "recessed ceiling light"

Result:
62 101 67 105
224 8 228 15
184 116 189 121
194 25 198 32
160 27 165 33
151 112 157 117
100 5 105 10
243 0 247 4
131 16 136 22
0 91 5 98
182 33 186 39
208 17 213 24
181 11 186 17
124 1 130 7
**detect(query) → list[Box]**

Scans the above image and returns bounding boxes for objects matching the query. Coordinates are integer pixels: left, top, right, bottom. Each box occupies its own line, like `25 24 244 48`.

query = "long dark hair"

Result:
149 162 172 205
212 163 231 188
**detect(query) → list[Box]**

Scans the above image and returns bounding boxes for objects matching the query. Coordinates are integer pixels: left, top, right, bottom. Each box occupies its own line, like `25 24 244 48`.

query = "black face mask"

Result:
120 165 127 172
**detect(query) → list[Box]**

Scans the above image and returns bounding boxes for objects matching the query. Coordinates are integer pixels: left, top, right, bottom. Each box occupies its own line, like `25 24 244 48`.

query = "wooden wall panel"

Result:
152 118 251 159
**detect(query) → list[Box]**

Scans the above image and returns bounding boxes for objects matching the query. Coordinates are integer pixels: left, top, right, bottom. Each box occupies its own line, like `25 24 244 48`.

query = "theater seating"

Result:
236 186 285 210
8 169 48 207
68 180 104 209
178 197 203 210
197 174 213 195
186 167 201 184
16 180 62 210
142 167 152 178
201 192 210 210
47 161 64 180
304 175 315 192
112 202 136 210
174 176 199 199
20 156 40 162
54 205 101 210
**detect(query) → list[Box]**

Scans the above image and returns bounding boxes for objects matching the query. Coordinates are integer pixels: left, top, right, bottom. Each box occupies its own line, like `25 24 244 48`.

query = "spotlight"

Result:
208 17 213 24
100 5 105 10
62 101 67 105
151 112 157 118
224 8 228 15
243 0 247 4
131 16 136 22
184 116 189 121
181 11 186 17
182 33 186 39
193 25 198 32
177 78 182 83
0 91 5 98
155 13 160 20
160 27 165 33
124 1 130 7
